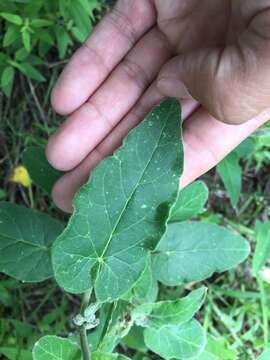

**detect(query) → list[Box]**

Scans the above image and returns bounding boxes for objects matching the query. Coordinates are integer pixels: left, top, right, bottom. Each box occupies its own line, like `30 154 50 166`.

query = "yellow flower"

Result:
10 165 31 188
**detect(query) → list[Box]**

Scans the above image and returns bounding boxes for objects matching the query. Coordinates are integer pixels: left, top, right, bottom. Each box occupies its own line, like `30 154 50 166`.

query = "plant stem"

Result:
80 326 91 360
79 289 92 360
28 184 34 208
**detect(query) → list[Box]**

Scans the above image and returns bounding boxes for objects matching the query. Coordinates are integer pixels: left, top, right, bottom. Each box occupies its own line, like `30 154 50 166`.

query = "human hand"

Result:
47 0 270 212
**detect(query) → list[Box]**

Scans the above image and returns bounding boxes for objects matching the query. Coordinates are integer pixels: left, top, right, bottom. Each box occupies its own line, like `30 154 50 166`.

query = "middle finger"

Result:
47 27 172 172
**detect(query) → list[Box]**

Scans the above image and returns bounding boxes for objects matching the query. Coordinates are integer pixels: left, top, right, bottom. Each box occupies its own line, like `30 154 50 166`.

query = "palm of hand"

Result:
47 0 269 212
156 0 229 52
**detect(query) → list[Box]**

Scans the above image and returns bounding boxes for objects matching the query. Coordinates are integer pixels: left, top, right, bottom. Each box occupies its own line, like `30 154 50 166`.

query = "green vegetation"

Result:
0 1 270 360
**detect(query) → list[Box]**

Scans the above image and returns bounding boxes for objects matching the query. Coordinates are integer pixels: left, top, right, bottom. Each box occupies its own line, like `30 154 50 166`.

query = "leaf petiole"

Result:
79 289 93 360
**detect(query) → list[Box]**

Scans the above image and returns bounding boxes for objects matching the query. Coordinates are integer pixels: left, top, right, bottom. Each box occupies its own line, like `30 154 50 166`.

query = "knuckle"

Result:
106 7 137 46
87 102 115 129
121 58 150 90
81 43 110 73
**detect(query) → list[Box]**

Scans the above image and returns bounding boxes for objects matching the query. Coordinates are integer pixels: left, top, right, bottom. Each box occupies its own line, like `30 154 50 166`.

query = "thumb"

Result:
157 46 270 124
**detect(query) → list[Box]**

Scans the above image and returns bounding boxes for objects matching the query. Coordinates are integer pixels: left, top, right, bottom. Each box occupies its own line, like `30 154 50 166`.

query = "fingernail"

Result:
157 78 191 99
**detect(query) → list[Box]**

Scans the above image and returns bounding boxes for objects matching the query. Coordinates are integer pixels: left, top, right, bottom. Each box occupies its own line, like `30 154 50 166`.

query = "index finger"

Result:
51 0 156 115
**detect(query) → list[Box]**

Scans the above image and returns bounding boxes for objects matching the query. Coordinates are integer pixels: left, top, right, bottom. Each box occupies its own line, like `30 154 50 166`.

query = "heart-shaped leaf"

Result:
0 202 63 282
144 319 206 360
153 222 250 286
52 99 183 301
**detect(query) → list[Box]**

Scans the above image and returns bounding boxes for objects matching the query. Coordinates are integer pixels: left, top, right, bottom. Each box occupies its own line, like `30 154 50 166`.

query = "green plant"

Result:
0 100 252 359
0 0 105 96
216 124 270 210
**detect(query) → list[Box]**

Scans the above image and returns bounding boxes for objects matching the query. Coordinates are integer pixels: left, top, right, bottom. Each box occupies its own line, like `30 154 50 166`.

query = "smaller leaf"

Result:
15 48 29 61
235 138 255 160
0 202 64 282
153 222 250 286
169 181 208 223
32 336 81 360
1 66 15 88
121 256 158 305
132 287 207 328
22 29 31 52
31 19 53 27
217 152 241 208
122 326 147 353
1 66 15 97
55 25 72 59
3 25 20 47
0 12 23 25
22 146 63 194
0 347 32 360
144 319 206 360
71 26 87 43
196 336 238 360
252 221 270 275
68 1 91 41
17 63 46 82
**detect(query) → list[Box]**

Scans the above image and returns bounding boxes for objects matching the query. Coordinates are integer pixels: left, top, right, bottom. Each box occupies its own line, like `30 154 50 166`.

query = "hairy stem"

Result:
80 326 91 360
79 289 92 360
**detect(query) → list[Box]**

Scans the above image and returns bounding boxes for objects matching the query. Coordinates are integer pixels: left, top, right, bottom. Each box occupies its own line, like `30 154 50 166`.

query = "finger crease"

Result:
82 42 111 74
106 8 137 47
87 101 115 129
121 58 151 91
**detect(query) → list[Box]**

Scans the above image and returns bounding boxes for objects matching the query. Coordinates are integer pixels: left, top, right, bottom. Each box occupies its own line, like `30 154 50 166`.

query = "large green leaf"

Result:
32 336 82 360
0 202 63 282
217 152 241 208
52 99 183 301
132 287 206 328
22 146 63 194
144 319 206 360
169 181 208 223
153 222 250 286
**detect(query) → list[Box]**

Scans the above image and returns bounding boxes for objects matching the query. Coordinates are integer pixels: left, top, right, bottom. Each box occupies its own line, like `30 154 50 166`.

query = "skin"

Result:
46 0 270 212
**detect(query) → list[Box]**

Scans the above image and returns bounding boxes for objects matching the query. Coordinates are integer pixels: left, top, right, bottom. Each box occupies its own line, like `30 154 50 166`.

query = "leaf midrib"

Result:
99 113 170 260
0 232 48 251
